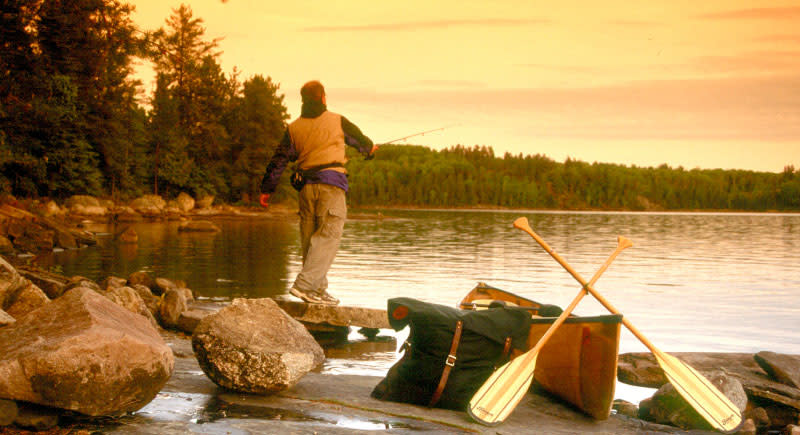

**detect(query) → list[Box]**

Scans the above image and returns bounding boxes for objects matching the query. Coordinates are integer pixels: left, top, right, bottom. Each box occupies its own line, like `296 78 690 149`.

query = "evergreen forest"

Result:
1 1 798 211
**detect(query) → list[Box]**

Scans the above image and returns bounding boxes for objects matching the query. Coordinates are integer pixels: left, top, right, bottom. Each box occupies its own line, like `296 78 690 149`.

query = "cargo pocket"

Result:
320 207 345 239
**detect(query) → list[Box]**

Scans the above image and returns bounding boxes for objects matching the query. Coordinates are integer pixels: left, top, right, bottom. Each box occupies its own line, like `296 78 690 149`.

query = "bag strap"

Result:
429 320 463 407
494 336 513 369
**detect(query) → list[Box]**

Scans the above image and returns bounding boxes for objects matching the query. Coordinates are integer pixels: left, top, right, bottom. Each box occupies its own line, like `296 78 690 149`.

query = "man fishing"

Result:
260 80 375 306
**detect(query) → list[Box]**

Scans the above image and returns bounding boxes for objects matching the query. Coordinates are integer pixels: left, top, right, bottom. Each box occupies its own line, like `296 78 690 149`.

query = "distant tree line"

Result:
347 145 800 211
1 1 797 211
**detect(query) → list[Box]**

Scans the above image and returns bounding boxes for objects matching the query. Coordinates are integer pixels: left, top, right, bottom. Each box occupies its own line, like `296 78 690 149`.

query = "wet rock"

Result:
0 399 17 426
107 286 159 329
64 276 102 294
177 220 220 232
177 308 208 334
638 370 746 431
0 287 174 416
3 281 49 318
100 275 127 291
159 288 188 329
0 309 13 327
127 270 154 290
612 399 638 418
153 277 176 295
0 256 28 307
192 298 324 394
755 352 800 389
117 226 138 243
131 284 160 315
16 265 69 299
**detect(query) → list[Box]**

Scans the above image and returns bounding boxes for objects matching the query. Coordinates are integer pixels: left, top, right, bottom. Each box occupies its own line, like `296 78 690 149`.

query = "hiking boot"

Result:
290 287 337 306
318 290 339 306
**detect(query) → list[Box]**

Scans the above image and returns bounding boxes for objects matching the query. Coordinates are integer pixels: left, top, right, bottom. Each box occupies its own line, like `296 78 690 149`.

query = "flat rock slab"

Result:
619 352 800 411
273 299 390 329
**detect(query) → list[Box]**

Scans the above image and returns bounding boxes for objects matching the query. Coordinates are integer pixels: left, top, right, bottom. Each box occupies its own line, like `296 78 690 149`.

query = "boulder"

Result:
107 286 159 329
638 370 747 431
158 288 187 329
152 277 177 296
196 195 214 209
99 276 127 291
64 276 102 294
16 266 69 299
755 352 800 389
3 281 49 318
131 284 160 315
177 308 209 334
192 298 324 394
130 195 166 217
65 195 107 217
177 220 220 232
0 287 173 416
0 256 28 308
127 271 154 290
176 192 195 212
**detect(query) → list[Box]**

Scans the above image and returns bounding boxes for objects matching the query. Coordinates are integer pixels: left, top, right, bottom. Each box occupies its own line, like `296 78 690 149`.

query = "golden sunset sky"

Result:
130 0 800 173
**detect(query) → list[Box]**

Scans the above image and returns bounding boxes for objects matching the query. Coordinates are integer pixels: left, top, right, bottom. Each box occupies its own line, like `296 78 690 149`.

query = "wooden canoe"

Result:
459 282 622 420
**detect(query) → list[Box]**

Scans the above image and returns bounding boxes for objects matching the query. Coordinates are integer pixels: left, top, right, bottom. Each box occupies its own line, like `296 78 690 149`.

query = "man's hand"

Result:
366 144 379 160
259 193 270 208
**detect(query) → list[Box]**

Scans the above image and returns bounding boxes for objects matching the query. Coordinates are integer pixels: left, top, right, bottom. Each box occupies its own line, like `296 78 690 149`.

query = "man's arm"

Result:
260 130 295 195
341 116 375 156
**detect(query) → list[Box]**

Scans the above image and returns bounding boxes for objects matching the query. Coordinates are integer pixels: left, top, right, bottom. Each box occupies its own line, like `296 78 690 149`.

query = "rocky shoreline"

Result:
1 195 799 434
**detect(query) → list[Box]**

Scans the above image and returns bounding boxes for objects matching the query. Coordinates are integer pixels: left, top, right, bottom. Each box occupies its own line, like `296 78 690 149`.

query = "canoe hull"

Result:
460 282 622 420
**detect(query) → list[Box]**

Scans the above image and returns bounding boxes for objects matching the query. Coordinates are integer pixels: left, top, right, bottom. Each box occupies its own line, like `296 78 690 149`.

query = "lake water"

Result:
44 209 800 402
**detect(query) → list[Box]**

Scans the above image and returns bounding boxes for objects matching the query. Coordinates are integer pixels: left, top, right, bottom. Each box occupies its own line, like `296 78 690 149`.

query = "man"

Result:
260 80 375 305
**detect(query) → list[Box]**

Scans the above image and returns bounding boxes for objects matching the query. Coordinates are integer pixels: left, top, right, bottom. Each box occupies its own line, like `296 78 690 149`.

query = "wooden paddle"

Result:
467 233 632 425
512 217 743 433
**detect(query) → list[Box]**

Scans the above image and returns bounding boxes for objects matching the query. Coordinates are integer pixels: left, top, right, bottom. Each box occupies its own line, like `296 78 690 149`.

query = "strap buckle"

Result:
445 354 457 367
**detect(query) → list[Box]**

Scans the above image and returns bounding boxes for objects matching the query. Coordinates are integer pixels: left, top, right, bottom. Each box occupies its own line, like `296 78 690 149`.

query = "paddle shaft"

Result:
525 235 632 357
512 217 655 352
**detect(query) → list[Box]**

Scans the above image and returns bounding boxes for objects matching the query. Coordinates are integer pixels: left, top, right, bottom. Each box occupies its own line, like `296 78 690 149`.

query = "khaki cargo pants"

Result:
293 183 346 293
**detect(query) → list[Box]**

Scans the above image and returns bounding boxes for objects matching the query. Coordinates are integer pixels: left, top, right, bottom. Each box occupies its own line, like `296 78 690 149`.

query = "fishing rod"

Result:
382 124 459 145
367 124 459 159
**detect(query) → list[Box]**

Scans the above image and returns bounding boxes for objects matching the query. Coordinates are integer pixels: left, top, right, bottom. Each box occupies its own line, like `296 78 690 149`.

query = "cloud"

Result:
335 74 800 142
303 18 550 32
756 34 800 43
688 50 800 75
698 7 800 20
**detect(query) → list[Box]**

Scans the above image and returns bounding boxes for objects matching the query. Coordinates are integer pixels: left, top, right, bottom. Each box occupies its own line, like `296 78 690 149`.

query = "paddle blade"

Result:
468 353 537 426
654 350 742 433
